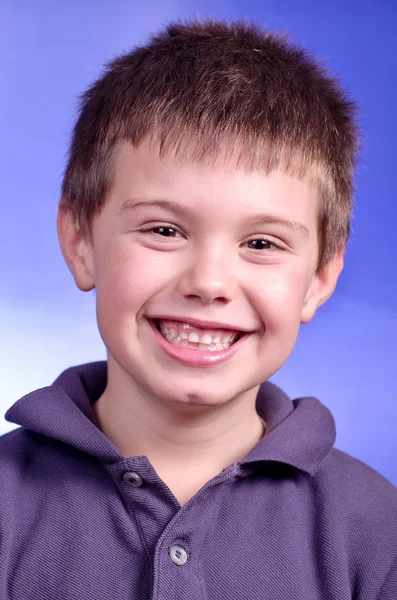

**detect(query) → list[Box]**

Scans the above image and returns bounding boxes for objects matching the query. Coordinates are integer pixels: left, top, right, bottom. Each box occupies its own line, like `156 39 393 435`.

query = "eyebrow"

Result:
119 197 310 239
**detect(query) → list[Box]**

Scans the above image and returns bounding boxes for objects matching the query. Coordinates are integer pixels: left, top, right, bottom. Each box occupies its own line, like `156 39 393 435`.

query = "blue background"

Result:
1 0 396 484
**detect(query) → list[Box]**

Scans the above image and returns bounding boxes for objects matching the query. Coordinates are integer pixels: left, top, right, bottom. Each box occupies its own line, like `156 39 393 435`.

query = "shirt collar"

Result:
5 361 336 475
248 382 336 475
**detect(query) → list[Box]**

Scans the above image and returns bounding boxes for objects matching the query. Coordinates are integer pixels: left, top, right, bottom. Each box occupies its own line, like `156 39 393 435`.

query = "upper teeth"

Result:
159 321 237 346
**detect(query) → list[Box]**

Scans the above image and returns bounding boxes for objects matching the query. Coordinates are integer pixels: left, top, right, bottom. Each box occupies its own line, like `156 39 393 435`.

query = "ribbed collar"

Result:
5 361 336 476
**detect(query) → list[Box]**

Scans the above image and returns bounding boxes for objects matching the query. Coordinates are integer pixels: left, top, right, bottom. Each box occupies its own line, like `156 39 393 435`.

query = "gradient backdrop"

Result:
1 0 396 484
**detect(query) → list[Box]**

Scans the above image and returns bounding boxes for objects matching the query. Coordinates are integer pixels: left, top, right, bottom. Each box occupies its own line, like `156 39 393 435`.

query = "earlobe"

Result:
300 245 345 324
57 203 95 291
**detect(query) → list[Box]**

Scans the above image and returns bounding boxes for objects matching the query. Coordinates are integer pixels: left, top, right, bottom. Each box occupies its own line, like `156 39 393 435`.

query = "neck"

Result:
93 361 266 504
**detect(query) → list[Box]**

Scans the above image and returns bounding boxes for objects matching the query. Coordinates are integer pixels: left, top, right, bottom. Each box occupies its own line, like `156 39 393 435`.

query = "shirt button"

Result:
122 471 143 487
169 545 188 566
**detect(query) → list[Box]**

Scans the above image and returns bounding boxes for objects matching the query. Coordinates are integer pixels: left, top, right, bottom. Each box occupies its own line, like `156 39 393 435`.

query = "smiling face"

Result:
59 139 344 409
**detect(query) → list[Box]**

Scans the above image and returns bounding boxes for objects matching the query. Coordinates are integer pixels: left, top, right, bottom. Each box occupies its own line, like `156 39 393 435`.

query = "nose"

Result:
177 244 236 305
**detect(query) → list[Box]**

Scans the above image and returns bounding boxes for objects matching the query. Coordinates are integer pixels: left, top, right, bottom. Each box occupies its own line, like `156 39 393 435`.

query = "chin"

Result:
161 389 228 409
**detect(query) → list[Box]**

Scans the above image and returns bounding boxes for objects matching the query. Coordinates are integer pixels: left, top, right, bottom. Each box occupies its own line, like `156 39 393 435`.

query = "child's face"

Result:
60 139 343 407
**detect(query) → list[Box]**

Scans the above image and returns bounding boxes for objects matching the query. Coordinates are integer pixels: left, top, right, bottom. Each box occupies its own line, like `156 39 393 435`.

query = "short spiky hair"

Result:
61 19 359 269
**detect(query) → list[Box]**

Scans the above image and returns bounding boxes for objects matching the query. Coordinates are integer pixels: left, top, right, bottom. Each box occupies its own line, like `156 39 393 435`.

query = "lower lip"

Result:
148 319 250 367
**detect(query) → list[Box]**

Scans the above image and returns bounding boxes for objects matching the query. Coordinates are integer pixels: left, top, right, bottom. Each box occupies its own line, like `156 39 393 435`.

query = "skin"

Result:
58 139 344 505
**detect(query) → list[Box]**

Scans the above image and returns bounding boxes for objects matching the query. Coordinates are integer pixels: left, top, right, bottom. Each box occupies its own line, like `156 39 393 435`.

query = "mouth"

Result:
152 318 242 352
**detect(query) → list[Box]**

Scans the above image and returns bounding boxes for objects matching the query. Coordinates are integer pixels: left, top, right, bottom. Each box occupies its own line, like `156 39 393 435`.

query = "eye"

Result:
147 225 182 238
244 238 280 251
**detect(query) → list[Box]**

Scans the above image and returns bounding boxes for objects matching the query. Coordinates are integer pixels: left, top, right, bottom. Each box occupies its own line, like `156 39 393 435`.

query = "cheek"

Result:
250 265 311 333
94 241 168 322
94 248 138 322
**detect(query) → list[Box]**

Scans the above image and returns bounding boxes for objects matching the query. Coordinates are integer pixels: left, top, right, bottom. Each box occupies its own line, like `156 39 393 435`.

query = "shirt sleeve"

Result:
377 555 397 599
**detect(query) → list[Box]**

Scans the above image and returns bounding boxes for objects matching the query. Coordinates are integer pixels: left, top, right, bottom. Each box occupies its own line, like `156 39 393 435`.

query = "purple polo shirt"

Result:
1 361 396 599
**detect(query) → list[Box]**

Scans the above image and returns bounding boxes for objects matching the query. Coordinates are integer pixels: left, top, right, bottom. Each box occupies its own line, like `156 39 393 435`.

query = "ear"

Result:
300 245 345 324
57 203 95 291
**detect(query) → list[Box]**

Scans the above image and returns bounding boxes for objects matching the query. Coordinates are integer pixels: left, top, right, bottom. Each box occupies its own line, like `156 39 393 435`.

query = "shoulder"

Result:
0 427 42 480
317 446 397 512
0 428 38 528
300 447 397 597
0 426 32 456
316 447 397 576
0 425 70 489
314 446 397 527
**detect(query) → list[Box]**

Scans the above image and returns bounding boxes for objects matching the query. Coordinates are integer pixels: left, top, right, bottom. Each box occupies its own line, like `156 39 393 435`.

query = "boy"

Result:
1 18 396 600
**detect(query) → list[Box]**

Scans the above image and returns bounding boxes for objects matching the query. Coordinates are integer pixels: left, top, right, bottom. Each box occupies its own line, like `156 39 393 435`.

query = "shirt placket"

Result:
106 458 240 599
151 465 240 600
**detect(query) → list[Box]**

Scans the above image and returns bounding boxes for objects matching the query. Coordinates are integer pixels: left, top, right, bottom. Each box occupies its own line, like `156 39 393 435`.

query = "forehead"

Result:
110 140 319 225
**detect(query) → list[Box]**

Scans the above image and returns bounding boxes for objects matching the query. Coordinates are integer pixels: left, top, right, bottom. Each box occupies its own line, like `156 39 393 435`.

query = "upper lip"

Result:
149 315 254 333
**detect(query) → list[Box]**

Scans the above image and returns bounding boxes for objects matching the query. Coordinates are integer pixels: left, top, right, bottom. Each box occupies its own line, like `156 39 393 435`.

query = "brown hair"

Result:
61 19 359 269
